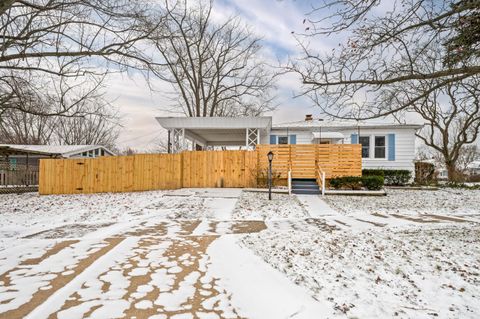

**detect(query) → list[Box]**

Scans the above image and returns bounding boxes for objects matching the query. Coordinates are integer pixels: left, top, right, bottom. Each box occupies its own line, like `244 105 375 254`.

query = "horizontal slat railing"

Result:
257 144 361 179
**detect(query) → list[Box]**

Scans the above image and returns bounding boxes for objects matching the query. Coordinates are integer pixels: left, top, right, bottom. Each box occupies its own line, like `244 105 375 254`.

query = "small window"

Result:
374 136 386 158
278 136 289 145
359 136 370 158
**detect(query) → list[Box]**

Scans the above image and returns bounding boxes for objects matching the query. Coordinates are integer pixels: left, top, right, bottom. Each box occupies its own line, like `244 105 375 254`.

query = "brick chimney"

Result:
305 114 313 121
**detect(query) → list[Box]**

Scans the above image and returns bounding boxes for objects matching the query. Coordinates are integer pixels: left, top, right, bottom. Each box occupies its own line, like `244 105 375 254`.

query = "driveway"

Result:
0 189 327 319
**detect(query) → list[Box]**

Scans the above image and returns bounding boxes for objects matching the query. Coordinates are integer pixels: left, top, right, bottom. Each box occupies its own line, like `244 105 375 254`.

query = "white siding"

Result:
265 127 418 174
261 129 314 144
337 128 417 173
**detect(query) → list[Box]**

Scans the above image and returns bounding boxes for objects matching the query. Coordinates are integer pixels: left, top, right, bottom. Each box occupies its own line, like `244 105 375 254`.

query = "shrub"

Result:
329 176 384 190
383 169 411 186
363 169 411 186
362 175 384 190
329 176 362 190
362 169 385 177
255 168 282 188
467 174 480 183
415 162 437 185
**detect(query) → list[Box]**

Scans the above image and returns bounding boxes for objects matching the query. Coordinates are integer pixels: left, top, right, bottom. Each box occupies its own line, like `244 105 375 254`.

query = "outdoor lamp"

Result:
267 151 274 200
267 151 274 162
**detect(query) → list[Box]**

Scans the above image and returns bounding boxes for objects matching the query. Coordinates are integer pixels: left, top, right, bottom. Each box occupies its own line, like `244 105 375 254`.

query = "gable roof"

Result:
0 144 115 157
273 119 423 130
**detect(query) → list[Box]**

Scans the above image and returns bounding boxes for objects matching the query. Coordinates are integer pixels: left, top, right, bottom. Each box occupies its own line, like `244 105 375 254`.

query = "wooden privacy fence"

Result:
39 145 362 195
257 144 362 179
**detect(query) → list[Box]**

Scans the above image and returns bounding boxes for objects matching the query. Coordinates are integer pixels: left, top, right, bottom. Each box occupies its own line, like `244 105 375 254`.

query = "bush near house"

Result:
362 169 411 186
329 175 384 190
255 168 283 188
414 162 438 185
361 175 385 190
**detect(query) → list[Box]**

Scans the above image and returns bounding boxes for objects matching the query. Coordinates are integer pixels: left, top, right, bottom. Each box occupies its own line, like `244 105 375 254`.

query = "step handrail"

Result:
287 164 292 195
315 162 326 196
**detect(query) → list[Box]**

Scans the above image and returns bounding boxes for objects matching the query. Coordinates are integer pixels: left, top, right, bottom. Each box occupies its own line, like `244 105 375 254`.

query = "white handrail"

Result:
288 170 292 195
316 163 326 196
321 171 326 196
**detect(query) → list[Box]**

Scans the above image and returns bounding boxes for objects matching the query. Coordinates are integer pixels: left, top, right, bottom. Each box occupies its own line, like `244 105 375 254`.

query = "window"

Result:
374 136 386 158
359 136 370 158
278 136 289 144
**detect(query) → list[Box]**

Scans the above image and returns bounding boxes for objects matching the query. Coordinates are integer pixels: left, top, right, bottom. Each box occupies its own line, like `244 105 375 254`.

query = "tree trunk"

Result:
446 161 462 183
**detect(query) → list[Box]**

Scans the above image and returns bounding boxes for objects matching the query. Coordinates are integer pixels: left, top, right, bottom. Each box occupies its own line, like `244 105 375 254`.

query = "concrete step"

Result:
292 189 321 195
292 184 319 190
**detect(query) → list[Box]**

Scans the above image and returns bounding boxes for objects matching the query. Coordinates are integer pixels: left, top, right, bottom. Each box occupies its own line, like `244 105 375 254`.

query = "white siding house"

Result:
266 117 423 173
157 115 423 175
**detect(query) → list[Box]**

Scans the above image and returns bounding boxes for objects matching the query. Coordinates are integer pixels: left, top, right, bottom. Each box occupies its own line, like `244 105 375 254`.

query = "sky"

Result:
109 0 337 151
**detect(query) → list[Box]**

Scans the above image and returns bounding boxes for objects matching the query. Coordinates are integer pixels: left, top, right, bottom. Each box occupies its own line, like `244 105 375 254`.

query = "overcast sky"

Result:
107 0 339 151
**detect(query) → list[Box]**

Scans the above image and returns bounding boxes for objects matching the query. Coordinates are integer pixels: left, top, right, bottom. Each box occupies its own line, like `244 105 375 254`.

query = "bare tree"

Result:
52 99 120 150
0 0 162 116
457 145 479 173
0 75 120 149
289 0 480 119
0 105 55 144
414 80 480 181
147 0 276 117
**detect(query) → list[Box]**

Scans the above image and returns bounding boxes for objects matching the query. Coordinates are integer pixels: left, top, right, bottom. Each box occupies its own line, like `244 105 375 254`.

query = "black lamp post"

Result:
267 151 274 200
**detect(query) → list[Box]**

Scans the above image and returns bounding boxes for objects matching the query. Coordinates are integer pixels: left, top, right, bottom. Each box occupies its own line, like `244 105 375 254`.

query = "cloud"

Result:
104 0 339 151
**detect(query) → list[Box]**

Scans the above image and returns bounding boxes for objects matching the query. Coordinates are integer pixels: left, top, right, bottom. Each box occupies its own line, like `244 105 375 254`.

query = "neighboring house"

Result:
156 115 423 174
0 144 115 167
467 161 480 176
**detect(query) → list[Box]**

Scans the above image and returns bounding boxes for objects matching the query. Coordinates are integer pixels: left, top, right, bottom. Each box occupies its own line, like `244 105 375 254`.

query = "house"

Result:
156 115 423 174
466 161 480 176
0 144 115 167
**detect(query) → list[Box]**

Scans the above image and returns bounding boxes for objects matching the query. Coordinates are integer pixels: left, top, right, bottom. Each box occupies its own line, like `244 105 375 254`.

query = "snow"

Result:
241 225 480 318
1 187 479 318
207 236 329 319
231 191 309 220
325 188 480 217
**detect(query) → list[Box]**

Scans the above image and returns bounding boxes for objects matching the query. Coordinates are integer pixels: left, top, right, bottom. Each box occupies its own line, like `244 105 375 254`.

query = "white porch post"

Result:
172 128 185 153
246 128 259 150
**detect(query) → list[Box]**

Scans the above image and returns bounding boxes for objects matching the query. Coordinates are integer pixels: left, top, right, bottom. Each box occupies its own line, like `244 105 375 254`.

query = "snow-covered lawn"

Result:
325 188 480 217
231 191 308 220
0 188 479 318
241 225 480 318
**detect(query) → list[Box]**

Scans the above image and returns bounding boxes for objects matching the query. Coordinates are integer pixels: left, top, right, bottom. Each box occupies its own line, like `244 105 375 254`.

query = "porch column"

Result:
171 128 185 153
246 128 259 150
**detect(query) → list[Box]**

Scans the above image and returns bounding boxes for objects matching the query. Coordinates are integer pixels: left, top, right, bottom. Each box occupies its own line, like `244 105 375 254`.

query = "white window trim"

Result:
373 135 387 160
359 134 388 160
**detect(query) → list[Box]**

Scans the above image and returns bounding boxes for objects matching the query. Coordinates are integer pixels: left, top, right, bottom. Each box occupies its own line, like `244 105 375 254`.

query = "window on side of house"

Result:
278 136 289 144
359 136 370 158
374 136 386 158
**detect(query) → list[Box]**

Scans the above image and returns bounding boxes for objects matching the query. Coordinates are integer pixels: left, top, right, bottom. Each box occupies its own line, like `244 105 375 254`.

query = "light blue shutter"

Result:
269 135 277 144
289 135 297 144
388 134 396 161
351 133 358 144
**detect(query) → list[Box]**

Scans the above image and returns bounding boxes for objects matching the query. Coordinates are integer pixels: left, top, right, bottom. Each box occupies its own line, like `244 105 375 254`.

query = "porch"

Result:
156 117 272 152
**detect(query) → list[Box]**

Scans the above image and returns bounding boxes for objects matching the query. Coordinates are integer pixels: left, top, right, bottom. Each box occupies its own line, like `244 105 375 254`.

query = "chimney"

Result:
305 114 313 121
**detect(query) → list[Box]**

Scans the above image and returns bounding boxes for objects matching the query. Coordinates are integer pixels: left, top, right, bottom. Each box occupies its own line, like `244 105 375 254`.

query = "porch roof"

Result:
312 132 345 140
156 117 272 146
